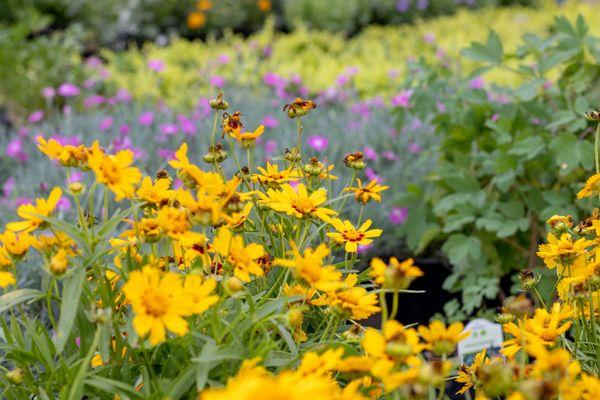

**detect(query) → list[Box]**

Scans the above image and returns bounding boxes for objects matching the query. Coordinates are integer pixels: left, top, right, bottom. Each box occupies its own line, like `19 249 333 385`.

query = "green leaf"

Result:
442 234 482 267
508 136 545 160
54 266 85 353
165 365 197 399
0 288 44 314
85 376 144 399
461 30 503 64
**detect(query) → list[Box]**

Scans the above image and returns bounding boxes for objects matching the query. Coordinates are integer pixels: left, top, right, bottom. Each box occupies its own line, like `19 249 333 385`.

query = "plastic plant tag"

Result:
458 318 503 364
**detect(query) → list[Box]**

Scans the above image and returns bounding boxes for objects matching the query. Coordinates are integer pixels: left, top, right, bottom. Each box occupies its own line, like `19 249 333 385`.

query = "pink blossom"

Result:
41 87 56 99
57 197 71 212
85 56 103 68
217 54 231 64
491 113 499 122
307 135 329 152
15 197 32 207
263 72 286 88
160 124 179 136
389 207 408 225
157 148 176 160
261 115 279 128
424 33 436 44
177 115 196 136
148 59 165 72
63 105 72 116
83 95 105 108
388 69 400 79
57 83 81 97
210 75 225 87
115 88 132 103
470 77 485 89
391 89 413 108
357 243 373 254
138 111 154 126
436 102 446 113
83 79 97 89
408 142 422 154
365 168 381 182
264 139 277 154
363 147 378 161
3 177 15 197
99 117 113 131
382 150 397 161
119 124 131 136
67 171 84 183
28 110 44 124
6 138 27 162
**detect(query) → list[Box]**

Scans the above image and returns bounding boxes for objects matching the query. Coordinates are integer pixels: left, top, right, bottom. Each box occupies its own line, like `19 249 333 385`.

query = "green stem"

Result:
210 110 220 147
379 292 388 328
389 292 399 320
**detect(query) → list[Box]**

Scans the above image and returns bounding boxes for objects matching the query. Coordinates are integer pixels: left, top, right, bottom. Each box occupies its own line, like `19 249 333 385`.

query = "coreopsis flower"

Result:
536 233 592 271
362 320 424 364
37 136 88 167
135 218 162 243
418 320 470 356
221 111 244 137
174 231 212 268
528 344 581 387
223 202 253 229
455 349 490 395
369 257 423 290
344 179 389 204
547 215 573 231
286 306 307 343
169 143 207 188
0 231 35 259
251 162 297 187
187 11 206 29
0 271 16 288
212 228 265 282
136 177 174 207
182 274 219 314
231 125 265 148
274 244 343 292
326 218 382 253
258 184 337 221
7 187 62 232
122 266 195 345
176 189 222 226
156 206 191 239
283 98 316 118
49 248 68 275
526 303 573 343
313 274 380 320
87 142 141 201
577 173 600 199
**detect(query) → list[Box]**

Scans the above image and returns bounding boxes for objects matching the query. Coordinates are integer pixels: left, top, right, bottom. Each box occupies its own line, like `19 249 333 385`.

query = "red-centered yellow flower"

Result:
36 136 88 167
313 274 380 320
258 183 337 221
212 228 265 282
252 162 297 187
344 179 389 204
362 320 424 363
231 125 265 148
0 271 16 288
0 231 35 259
536 233 592 271
326 218 382 253
182 274 219 314
418 320 470 356
577 173 600 199
87 141 141 201
122 266 194 345
223 202 253 229
274 244 343 292
369 257 423 290
455 349 489 395
175 231 212 269
136 177 174 206
7 187 62 233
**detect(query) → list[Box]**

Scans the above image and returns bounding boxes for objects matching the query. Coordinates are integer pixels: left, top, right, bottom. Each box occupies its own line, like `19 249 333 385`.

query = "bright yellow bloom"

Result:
37 136 88 167
231 125 265 147
252 162 297 187
369 257 423 290
344 179 389 204
0 271 16 288
536 233 592 270
7 187 62 232
0 231 35 259
326 218 382 253
418 320 470 356
275 244 343 292
87 142 142 201
577 173 600 199
176 189 222 226
455 349 489 395
136 177 174 206
258 183 337 221
313 274 380 320
182 274 219 314
168 143 208 189
212 228 265 282
156 206 191 239
362 320 424 363
175 231 212 269
223 202 253 229
123 266 203 345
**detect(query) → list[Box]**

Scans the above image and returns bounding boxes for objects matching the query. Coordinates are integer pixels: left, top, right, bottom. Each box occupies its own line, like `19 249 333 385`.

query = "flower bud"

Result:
6 368 23 384
225 277 244 294
584 110 600 121
209 92 229 110
344 152 365 170
284 148 301 163
68 181 85 195
303 157 324 176
519 269 540 290
49 249 68 276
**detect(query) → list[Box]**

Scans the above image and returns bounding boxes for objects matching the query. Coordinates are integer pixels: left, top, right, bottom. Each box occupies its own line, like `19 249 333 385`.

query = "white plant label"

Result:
457 318 503 364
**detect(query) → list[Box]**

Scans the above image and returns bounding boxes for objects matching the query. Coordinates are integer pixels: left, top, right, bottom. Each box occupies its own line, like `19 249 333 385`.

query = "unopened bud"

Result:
6 368 23 384
68 182 85 195
344 152 365 170
225 277 244 294
209 93 229 110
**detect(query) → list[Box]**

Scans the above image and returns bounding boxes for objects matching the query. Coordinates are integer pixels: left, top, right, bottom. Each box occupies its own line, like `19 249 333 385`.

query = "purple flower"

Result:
41 87 56 99
148 59 165 72
6 138 27 162
57 83 81 97
264 139 277 154
15 197 32 207
363 147 378 161
119 124 131 136
217 53 231 64
365 167 381 182
209 75 225 88
424 33 436 44
408 142 422 154
389 207 408 225
388 69 400 79
261 115 279 128
99 117 113 131
391 89 413 108
417 0 429 10
138 111 154 127
85 56 103 68
28 110 44 124
3 177 15 197
470 77 485 90
177 115 196 136
83 79 97 89
63 105 72 116
160 123 179 136
351 102 371 119
396 0 410 12
436 102 446 113
83 95 105 108
382 150 397 161
115 88 132 103
307 135 329 152
67 171 84 183
263 72 286 89
57 197 71 212
491 113 499 122
157 148 176 160
336 74 350 86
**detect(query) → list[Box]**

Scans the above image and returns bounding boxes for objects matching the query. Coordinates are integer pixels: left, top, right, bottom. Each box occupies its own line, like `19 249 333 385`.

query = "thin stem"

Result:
379 292 388 328
389 292 399 320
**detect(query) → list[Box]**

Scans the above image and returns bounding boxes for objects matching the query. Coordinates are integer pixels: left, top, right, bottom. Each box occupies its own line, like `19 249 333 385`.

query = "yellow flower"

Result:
369 257 423 290
362 320 424 363
175 231 212 269
258 183 337 221
326 218 382 253
252 162 297 187
37 136 88 167
135 218 162 243
182 274 219 314
536 233 591 271
0 231 35 259
275 244 343 292
344 179 389 204
212 228 265 282
418 320 470 356
231 125 265 147
0 271 16 288
136 177 174 206
87 142 142 201
123 266 196 345
223 202 253 229
455 349 489 395
177 189 222 226
49 248 69 275
577 173 600 199
7 187 62 232
168 143 214 189
156 206 191 239
313 274 380 320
